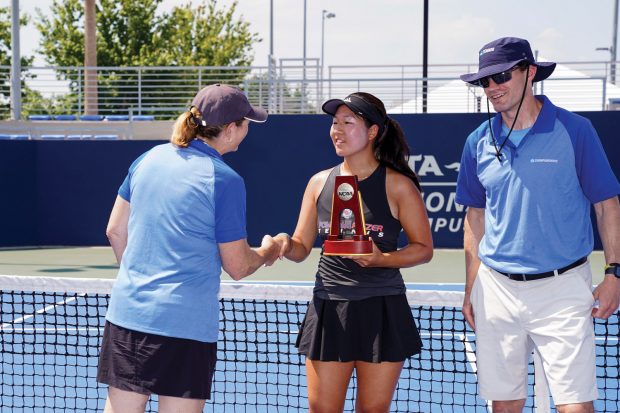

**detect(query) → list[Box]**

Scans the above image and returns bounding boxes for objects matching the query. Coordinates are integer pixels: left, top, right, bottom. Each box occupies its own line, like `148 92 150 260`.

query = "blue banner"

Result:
0 111 617 248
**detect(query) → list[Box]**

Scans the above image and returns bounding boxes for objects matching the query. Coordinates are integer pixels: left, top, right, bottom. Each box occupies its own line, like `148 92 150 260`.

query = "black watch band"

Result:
604 263 620 278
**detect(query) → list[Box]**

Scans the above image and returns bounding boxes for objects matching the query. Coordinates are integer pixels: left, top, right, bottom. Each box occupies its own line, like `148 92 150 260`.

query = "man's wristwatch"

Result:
604 263 620 278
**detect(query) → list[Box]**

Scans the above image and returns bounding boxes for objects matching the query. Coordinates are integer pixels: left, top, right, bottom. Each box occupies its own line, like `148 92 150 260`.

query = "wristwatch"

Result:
604 263 620 278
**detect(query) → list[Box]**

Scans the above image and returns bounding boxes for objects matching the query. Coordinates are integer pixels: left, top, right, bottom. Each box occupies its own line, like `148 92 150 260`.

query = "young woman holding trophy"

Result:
274 92 433 412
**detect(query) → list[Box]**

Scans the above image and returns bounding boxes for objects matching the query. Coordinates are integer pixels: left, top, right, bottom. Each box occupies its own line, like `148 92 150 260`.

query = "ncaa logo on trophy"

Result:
323 176 373 256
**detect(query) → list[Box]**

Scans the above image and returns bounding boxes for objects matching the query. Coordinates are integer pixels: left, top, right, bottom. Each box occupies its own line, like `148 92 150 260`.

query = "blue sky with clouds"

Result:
4 0 618 67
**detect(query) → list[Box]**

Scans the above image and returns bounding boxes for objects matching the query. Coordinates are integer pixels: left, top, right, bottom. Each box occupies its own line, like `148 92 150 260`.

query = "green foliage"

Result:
142 1 259 67
33 0 261 115
97 0 162 67
35 0 85 67
0 7 33 66
36 0 259 67
21 88 77 117
0 7 34 118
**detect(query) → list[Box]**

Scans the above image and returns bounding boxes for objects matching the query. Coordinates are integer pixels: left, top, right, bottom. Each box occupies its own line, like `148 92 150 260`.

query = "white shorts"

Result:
471 261 598 405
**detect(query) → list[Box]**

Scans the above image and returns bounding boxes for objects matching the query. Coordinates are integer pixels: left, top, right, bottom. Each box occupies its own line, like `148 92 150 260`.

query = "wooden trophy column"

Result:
323 175 373 256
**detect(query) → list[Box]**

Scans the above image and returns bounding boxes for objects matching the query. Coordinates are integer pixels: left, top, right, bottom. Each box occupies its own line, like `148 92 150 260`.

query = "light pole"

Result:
596 0 618 84
321 10 336 102
301 0 307 113
10 0 21 120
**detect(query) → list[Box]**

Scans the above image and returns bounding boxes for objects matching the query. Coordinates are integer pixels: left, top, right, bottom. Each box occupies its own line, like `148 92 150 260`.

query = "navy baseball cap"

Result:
460 37 556 85
191 84 268 126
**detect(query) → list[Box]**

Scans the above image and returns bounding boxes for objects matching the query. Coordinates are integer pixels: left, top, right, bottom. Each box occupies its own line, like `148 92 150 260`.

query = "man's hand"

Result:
592 276 620 319
462 293 476 331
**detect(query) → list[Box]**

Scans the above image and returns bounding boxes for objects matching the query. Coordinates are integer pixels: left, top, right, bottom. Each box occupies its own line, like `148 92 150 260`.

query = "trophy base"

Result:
323 239 373 256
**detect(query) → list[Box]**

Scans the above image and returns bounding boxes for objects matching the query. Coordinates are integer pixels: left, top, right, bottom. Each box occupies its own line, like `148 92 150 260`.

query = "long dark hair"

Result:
351 92 421 191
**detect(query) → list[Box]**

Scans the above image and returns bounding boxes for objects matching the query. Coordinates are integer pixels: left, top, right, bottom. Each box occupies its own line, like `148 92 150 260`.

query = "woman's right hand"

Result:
272 233 292 260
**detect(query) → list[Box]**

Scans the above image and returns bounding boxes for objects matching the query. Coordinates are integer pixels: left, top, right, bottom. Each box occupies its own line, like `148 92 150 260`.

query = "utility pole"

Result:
84 0 98 114
612 0 618 84
10 0 21 120
422 0 429 113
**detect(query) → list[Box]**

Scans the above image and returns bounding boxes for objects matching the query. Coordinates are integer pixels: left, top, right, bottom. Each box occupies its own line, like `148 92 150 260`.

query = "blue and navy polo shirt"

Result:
456 95 620 274
106 140 247 343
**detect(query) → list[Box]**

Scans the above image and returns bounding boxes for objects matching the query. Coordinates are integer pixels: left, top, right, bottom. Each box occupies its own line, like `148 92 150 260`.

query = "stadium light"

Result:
596 0 619 84
321 10 336 102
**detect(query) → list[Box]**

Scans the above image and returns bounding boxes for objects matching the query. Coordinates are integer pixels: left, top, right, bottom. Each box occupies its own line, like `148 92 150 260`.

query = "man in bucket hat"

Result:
456 37 620 412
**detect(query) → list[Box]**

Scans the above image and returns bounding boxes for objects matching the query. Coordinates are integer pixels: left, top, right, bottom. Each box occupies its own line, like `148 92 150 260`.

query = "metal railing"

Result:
1 60 620 120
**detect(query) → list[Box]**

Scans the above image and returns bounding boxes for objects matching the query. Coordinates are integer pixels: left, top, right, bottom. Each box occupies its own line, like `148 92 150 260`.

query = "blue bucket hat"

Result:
460 37 556 85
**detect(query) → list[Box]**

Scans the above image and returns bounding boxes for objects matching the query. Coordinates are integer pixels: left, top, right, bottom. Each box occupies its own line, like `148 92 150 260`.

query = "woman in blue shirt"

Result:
97 84 283 413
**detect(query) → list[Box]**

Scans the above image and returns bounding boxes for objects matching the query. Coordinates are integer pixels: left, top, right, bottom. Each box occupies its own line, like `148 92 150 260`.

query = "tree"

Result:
141 1 259 67
34 0 261 116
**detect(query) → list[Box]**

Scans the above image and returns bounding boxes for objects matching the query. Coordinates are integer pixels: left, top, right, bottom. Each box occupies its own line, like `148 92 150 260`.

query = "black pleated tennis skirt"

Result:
97 321 217 399
296 294 422 362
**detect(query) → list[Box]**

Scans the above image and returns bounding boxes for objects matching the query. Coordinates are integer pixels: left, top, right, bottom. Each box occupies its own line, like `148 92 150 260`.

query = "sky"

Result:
3 0 619 68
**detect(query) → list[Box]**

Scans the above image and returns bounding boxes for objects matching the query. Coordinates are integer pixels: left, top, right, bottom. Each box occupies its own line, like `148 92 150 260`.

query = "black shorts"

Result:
296 294 422 362
97 321 217 399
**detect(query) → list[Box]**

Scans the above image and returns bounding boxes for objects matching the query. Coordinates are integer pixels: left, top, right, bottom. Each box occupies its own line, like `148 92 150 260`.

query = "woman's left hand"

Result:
343 238 384 267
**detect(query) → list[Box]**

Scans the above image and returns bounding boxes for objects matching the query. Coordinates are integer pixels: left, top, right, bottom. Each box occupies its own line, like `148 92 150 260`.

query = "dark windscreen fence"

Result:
0 275 618 412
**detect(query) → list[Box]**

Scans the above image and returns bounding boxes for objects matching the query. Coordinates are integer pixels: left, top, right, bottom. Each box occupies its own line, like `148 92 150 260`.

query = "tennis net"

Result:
0 275 618 412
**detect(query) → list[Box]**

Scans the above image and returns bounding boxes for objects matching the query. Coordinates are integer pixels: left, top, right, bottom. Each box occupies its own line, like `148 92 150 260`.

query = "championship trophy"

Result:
323 175 373 256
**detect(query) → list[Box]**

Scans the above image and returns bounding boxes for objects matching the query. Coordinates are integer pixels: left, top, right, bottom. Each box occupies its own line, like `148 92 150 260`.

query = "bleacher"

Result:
0 114 162 140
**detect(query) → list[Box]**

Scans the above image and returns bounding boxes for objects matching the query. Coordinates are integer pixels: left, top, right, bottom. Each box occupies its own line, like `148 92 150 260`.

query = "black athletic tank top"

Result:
315 164 406 300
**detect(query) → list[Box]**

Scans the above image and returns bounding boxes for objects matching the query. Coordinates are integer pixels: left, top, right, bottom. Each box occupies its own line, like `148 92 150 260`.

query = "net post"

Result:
533 350 551 412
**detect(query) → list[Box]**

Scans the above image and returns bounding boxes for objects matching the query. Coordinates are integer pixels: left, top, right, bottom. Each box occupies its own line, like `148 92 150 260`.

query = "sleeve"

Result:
455 133 486 208
572 119 620 203
118 151 149 202
214 168 248 243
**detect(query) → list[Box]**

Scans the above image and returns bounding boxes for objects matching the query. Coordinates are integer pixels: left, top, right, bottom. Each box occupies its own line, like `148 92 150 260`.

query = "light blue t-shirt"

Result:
501 123 531 147
106 140 247 342
456 96 620 274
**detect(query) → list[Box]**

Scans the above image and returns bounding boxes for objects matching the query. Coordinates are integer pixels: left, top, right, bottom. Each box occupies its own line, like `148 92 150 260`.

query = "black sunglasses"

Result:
473 64 526 88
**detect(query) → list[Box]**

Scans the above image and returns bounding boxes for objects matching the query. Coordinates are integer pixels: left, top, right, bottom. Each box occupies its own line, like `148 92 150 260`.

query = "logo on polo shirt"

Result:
530 158 559 163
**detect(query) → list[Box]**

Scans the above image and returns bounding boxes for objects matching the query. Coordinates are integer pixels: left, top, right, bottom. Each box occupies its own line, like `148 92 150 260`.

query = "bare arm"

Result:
219 236 279 281
281 171 329 263
348 171 433 268
106 196 130 264
592 196 620 319
463 207 485 330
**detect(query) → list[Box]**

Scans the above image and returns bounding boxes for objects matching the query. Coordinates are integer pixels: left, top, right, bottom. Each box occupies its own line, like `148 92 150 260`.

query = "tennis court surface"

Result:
0 248 617 412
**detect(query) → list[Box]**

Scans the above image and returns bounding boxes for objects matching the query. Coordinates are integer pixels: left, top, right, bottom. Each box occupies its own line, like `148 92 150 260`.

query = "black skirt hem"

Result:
295 294 422 363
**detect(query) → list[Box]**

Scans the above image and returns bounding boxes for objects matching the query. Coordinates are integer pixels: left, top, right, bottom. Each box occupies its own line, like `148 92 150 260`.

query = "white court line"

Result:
0 293 85 330
0 326 101 333
460 333 493 413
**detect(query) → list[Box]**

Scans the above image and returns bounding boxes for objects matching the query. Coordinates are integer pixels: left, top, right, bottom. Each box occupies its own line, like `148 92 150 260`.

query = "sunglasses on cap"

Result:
472 63 528 88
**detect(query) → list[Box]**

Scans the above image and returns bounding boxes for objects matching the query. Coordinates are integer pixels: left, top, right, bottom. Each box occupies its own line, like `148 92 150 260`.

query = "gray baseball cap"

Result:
191 84 268 126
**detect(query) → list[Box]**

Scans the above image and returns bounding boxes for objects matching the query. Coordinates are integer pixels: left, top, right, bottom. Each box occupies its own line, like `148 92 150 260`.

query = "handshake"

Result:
259 232 293 267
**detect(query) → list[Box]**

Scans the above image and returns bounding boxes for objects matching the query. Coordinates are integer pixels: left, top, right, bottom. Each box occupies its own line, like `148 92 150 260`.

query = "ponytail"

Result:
373 118 421 191
170 106 232 147
171 107 202 148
